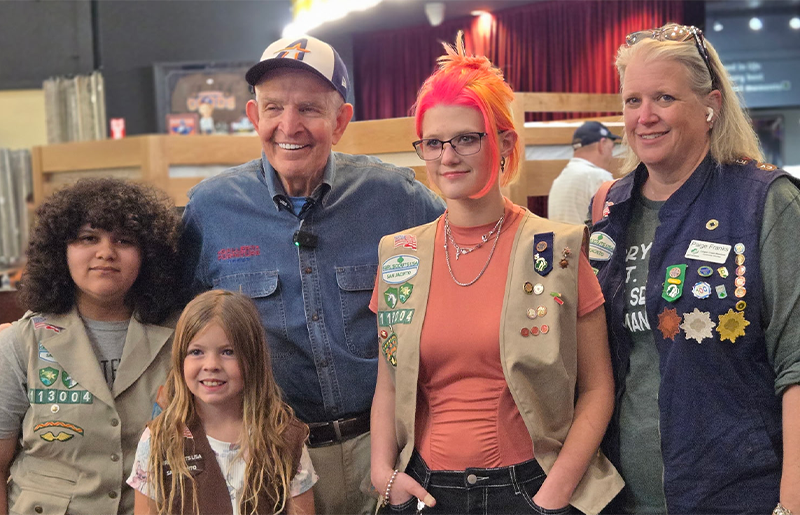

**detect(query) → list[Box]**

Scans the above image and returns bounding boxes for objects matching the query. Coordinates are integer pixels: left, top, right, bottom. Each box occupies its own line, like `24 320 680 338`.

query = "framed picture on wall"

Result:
153 61 256 135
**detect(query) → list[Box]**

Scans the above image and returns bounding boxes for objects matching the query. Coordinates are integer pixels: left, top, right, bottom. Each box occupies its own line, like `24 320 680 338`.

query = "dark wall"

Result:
0 1 94 89
96 1 292 134
0 0 294 135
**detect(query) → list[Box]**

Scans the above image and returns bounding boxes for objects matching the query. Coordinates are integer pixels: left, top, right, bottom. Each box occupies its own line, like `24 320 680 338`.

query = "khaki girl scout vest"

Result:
161 417 306 514
376 211 623 515
8 308 173 515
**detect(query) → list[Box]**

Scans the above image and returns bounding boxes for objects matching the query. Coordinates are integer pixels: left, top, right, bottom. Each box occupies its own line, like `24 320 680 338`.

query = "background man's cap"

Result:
246 35 349 101
572 121 620 149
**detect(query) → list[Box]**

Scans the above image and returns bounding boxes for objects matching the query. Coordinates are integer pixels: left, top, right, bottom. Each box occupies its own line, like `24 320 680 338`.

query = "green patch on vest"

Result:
39 367 59 387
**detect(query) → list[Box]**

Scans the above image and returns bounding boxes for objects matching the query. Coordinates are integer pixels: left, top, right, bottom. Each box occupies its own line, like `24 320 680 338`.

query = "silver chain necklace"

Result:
443 212 505 287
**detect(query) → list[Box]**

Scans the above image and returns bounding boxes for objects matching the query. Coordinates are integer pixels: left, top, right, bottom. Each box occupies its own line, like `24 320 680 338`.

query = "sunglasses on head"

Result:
626 24 717 89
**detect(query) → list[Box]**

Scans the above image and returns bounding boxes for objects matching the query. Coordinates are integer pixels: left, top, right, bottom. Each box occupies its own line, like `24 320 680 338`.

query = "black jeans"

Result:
379 450 576 515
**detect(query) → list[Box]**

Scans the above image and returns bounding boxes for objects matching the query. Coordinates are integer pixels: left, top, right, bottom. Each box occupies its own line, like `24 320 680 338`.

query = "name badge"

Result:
684 240 731 264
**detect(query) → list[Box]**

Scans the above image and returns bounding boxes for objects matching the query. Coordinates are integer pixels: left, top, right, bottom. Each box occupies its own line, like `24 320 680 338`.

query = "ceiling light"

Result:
713 21 723 32
425 2 445 27
749 17 763 31
790 17 800 30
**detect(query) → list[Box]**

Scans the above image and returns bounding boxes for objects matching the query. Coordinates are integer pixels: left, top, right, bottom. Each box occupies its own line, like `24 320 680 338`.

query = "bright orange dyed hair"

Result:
413 32 522 197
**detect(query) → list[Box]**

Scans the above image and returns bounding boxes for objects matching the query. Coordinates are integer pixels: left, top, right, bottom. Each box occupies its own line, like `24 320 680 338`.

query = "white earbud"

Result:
706 108 714 122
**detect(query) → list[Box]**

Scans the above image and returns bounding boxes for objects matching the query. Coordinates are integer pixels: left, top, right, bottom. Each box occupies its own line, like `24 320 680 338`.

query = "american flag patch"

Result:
33 317 64 333
394 234 417 250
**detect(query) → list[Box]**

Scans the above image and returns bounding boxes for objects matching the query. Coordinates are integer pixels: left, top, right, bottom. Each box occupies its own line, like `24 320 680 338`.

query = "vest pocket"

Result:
336 264 379 359
10 490 71 515
9 457 76 515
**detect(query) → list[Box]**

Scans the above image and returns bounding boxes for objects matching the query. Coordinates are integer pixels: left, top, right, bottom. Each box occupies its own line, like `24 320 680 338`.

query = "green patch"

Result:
39 367 59 387
61 372 78 389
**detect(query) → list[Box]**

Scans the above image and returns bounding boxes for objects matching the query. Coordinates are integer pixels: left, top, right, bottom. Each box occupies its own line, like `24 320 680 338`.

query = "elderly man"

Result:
548 121 620 225
181 35 445 514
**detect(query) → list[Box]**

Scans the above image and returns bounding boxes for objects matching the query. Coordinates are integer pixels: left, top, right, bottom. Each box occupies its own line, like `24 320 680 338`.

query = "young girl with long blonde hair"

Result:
128 290 316 514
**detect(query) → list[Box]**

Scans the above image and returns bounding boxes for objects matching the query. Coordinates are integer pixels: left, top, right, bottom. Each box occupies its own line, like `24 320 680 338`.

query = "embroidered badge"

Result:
657 308 681 341
394 234 418 250
39 367 59 387
398 282 414 304
589 232 616 262
40 432 74 442
716 308 750 343
61 372 78 389
532 233 554 276
378 309 415 327
381 255 420 284
37 343 57 363
33 317 64 333
217 245 260 262
382 333 398 367
34 421 84 443
681 308 716 344
29 389 93 405
384 287 399 309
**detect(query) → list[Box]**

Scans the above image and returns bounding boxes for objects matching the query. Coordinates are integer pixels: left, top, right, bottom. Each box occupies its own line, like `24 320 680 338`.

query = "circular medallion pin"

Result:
530 326 540 336
380 329 388 339
735 286 747 298
50 404 59 414
734 243 745 255
536 241 548 252
540 325 550 334
736 265 746 276
692 282 712 299
520 328 530 337
526 308 538 319
533 283 544 295
523 282 534 294
735 276 746 288
697 266 713 277
735 254 745 266
706 219 719 230
537 306 547 317
669 267 683 279
735 300 747 311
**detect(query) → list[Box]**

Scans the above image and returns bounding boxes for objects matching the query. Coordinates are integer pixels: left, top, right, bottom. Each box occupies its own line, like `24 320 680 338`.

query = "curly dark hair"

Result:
18 178 183 324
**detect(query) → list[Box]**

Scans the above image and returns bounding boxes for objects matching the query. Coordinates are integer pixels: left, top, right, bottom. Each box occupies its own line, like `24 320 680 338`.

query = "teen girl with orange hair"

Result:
369 34 622 514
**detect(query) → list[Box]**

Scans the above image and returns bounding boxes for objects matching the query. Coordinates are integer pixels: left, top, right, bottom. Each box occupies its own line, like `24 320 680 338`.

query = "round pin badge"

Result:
735 300 747 311
735 276 746 288
520 327 530 337
734 243 745 255
705 219 719 230
735 254 745 266
735 286 746 298
540 325 550 334
50 404 59 414
717 267 729 278
533 283 544 295
692 282 712 299
736 265 746 276
526 308 538 319
523 282 534 294
669 267 682 278
697 266 713 277
380 330 388 339
536 241 548 252
537 306 547 317
530 326 540 336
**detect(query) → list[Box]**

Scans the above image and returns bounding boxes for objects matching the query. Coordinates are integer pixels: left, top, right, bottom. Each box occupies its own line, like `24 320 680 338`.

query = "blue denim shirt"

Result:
182 152 444 423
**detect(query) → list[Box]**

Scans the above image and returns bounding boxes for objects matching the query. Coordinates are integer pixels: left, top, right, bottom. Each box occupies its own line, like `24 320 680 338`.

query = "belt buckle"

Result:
332 419 343 442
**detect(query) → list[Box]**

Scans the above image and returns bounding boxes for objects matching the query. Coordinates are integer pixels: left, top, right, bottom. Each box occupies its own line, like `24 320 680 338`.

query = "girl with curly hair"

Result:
0 178 184 514
128 290 316 514
369 34 622 514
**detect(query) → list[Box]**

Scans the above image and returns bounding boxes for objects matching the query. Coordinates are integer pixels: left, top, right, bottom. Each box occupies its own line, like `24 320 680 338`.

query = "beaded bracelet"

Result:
381 469 399 507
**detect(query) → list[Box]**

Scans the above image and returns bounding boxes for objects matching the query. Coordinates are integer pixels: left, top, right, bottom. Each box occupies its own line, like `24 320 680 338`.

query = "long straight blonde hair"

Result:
147 290 297 514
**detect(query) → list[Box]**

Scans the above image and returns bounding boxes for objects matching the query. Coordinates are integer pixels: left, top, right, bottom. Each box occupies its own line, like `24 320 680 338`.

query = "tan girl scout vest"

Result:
376 211 623 515
8 308 174 515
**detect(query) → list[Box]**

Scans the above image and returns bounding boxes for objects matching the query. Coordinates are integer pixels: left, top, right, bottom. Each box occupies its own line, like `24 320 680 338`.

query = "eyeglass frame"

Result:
412 132 488 161
625 24 717 89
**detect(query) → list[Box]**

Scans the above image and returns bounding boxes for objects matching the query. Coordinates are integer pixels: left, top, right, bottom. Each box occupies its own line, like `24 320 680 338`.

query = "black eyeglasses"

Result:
626 24 717 88
412 132 487 161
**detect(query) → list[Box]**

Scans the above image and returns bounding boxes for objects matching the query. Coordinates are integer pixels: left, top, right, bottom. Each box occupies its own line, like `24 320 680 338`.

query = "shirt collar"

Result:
260 151 336 210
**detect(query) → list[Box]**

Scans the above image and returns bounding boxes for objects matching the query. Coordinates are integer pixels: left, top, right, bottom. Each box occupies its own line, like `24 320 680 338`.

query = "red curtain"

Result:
354 0 694 121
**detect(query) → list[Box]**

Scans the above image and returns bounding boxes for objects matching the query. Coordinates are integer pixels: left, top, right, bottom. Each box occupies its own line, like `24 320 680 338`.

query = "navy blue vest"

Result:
591 156 790 513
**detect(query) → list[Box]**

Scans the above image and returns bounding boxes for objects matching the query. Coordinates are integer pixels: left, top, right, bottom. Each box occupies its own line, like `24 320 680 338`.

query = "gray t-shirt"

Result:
617 176 800 512
0 316 128 439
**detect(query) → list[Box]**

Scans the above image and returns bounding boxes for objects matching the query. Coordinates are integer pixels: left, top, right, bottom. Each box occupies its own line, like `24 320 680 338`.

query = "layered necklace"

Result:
443 211 505 287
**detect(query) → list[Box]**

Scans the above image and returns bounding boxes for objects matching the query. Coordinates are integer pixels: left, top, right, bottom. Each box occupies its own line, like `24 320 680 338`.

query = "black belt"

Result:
307 411 370 448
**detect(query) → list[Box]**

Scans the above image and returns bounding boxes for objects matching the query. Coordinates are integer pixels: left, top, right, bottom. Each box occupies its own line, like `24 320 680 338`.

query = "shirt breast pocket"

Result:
335 264 379 359
213 270 289 344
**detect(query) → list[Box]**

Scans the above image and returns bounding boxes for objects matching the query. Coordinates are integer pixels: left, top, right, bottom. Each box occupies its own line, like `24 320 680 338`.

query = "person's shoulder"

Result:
333 152 416 184
187 159 262 201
